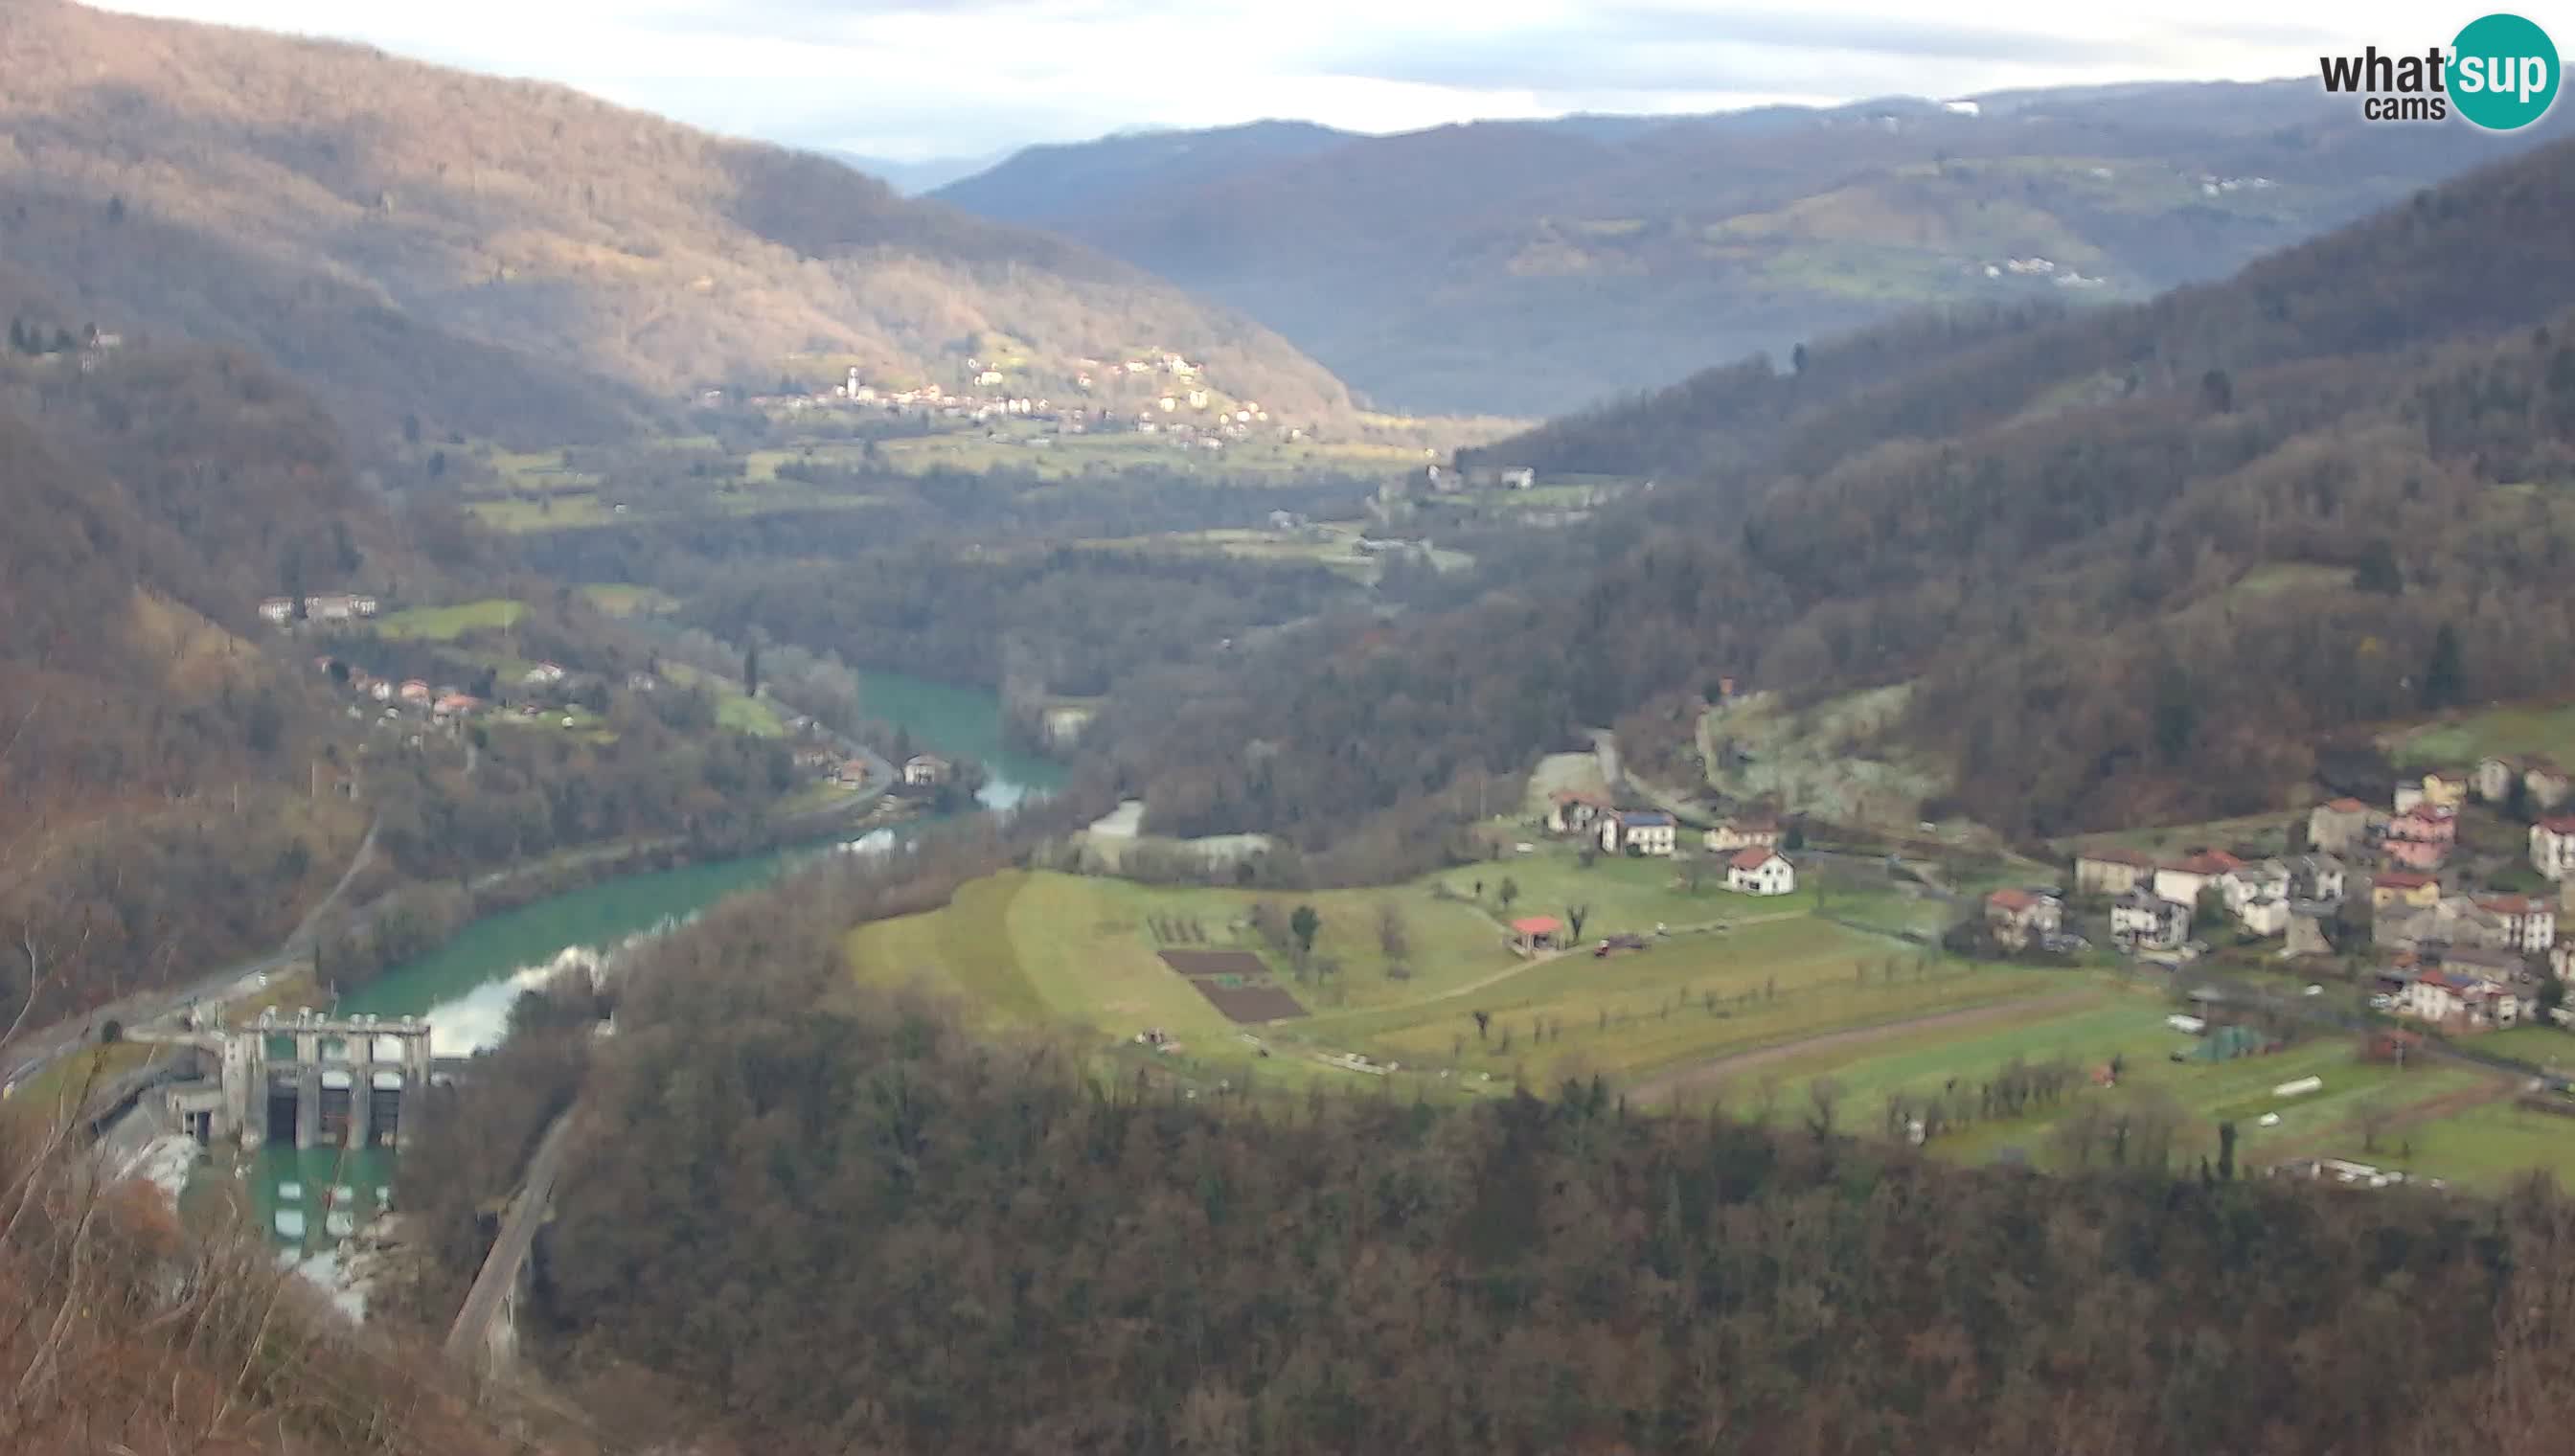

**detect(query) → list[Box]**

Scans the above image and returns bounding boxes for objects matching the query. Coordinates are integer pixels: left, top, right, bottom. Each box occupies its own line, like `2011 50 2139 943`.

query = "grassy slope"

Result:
372 599 527 642
846 861 2046 1092
843 859 2568 1188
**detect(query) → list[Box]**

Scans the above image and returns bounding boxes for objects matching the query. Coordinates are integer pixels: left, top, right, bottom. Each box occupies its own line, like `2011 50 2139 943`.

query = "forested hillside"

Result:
688 545 1359 698
399 852 2575 1456
0 329 824 1028
0 0 1353 445
934 81 2559 415
1108 135 2575 853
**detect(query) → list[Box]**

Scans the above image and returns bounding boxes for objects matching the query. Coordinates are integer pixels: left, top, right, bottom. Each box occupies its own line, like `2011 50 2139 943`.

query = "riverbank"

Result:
187 667 1066 1271
314 788 921 1007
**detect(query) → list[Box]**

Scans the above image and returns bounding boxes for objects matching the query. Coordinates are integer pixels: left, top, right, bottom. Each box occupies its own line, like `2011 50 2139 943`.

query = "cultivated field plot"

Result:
1157 949 1306 1023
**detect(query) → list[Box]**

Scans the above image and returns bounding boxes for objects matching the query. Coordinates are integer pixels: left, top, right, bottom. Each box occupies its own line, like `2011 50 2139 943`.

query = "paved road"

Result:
445 1110 577 1365
3 814 384 1094
0 945 305 1094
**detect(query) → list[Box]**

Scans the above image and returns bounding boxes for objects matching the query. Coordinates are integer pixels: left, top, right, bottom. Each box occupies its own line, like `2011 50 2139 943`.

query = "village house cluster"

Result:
2054 758 2575 1037
706 351 1292 456
1540 792 1799 900
309 653 498 731
258 592 379 626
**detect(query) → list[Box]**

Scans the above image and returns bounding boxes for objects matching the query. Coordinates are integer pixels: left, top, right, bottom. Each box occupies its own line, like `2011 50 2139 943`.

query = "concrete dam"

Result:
158 1009 437 1150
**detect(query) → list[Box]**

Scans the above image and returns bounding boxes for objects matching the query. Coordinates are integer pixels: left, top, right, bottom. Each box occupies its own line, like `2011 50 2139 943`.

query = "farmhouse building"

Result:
1600 811 1676 857
2153 851 2244 911
1725 848 1796 897
2531 816 2575 881
2109 891 2189 952
1984 889 2062 951
1546 790 1611 834
2395 771 2469 814
2235 895 2292 938
2287 853 2348 903
902 755 953 786
2399 969 2524 1033
2306 798 2374 855
2476 894 2556 952
2073 846 2155 898
1703 815 1782 853
2371 871 2441 910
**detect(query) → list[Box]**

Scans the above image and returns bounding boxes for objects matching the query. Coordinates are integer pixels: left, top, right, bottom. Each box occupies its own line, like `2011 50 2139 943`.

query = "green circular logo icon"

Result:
2450 12 2559 129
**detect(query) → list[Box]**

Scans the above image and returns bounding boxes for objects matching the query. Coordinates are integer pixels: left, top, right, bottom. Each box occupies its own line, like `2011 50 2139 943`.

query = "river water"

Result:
243 667 1063 1260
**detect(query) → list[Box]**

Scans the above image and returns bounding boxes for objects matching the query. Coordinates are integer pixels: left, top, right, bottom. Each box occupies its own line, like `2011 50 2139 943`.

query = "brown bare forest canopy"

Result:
0 0 1353 446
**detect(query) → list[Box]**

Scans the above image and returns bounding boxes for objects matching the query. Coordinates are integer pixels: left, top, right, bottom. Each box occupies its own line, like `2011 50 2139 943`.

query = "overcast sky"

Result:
96 1 2436 162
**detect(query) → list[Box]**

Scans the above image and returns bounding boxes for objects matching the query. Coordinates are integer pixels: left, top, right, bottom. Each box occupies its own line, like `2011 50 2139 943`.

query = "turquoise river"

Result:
243 668 1063 1261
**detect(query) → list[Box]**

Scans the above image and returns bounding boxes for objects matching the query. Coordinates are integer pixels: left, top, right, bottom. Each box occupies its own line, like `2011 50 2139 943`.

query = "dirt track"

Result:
1627 989 2103 1108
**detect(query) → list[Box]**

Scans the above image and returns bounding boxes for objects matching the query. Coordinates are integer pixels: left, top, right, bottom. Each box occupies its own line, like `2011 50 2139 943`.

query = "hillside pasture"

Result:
371 599 526 641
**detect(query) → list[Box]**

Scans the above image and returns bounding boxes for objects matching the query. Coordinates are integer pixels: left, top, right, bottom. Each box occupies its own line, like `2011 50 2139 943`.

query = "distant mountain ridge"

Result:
1110 134 2575 853
0 0 1356 446
933 81 2564 415
934 119 1361 227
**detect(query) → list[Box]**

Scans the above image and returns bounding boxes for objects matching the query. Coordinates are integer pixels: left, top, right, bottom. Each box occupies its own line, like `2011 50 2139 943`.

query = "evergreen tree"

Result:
2199 367 2235 414
2355 537 2404 595
2422 624 2464 710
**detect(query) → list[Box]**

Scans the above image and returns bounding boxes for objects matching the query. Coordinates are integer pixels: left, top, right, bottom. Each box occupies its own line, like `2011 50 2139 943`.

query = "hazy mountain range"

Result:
930 84 2565 415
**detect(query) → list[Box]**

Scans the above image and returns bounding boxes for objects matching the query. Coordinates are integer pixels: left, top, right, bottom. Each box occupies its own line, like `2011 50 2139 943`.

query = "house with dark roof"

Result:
2110 889 2189 951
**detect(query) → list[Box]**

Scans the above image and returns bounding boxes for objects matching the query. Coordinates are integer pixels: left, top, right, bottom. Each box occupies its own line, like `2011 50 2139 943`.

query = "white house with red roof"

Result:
2399 968 2524 1033
1725 848 1795 897
1984 889 2062 951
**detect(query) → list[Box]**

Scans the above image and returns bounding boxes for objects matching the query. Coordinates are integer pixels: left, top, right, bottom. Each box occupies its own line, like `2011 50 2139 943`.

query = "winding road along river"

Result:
242 668 1064 1261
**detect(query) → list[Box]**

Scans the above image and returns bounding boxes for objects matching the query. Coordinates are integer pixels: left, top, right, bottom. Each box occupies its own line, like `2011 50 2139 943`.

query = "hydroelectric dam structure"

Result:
155 1009 437 1150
